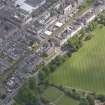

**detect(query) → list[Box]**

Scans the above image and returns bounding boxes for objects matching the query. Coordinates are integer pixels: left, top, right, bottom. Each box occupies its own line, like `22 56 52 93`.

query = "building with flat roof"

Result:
15 0 46 14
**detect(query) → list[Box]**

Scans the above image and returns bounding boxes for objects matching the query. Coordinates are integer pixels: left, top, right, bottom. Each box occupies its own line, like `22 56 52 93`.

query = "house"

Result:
62 0 79 18
45 46 55 56
64 3 72 15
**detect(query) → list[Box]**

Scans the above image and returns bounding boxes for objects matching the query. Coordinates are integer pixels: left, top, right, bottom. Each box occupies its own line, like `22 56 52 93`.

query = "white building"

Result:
64 4 72 15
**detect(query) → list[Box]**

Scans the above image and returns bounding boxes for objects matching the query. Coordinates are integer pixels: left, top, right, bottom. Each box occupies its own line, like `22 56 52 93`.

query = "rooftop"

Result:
25 0 46 7
15 0 46 13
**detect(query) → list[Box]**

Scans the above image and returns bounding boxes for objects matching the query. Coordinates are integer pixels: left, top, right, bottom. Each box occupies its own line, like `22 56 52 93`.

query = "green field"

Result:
41 86 63 102
49 27 105 94
41 86 79 105
55 95 79 105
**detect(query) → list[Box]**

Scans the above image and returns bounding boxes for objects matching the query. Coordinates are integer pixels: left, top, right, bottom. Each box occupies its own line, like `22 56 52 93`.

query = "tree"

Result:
79 29 86 40
29 78 37 90
53 55 66 65
88 22 97 32
42 66 50 75
68 35 83 50
79 98 89 105
15 78 39 105
48 64 56 72
87 94 95 105
84 33 93 41
38 70 47 83
71 89 80 100
96 12 105 26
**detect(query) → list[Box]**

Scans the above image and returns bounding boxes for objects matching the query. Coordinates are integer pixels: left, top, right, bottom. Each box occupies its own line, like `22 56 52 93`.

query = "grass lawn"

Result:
49 27 105 94
41 86 79 105
55 95 79 105
41 86 63 102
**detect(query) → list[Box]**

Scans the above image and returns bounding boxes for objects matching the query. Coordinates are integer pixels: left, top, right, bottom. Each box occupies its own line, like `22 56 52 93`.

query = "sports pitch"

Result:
49 27 105 94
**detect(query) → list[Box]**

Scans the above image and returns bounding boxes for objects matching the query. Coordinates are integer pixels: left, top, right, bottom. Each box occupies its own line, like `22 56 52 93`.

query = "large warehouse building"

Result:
15 0 46 13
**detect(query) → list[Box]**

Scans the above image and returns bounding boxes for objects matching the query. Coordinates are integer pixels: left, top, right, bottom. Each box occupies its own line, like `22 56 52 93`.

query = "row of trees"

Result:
38 55 67 84
96 94 105 102
50 84 81 100
49 84 96 105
